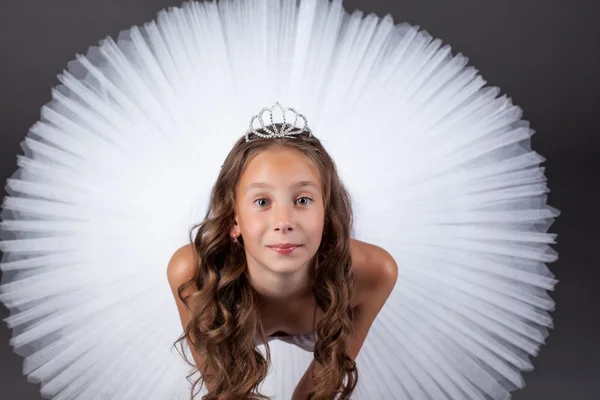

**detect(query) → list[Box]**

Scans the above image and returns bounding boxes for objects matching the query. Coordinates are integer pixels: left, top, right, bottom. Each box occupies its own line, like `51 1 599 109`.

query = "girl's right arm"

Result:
167 244 218 393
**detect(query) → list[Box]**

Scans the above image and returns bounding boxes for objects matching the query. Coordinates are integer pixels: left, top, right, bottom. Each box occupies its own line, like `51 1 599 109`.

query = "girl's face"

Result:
231 147 325 276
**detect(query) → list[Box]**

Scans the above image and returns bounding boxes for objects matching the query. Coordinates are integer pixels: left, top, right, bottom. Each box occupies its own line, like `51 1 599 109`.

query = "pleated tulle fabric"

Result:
0 0 559 398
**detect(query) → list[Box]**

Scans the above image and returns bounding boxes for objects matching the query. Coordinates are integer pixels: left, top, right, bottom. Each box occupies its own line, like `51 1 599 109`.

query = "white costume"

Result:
0 0 560 399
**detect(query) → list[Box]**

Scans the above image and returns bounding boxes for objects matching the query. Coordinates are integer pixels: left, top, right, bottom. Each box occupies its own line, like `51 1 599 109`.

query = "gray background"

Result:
1 0 598 398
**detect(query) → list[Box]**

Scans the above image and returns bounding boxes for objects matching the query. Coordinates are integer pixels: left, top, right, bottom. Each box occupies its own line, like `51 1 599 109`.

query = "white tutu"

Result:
0 0 560 399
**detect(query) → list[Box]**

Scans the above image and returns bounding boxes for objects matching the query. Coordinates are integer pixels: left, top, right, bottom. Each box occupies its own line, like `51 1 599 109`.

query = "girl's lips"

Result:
269 243 300 248
268 245 299 254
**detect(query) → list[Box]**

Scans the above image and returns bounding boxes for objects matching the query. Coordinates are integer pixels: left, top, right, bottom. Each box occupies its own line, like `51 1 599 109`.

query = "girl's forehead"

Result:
244 149 317 177
239 150 322 192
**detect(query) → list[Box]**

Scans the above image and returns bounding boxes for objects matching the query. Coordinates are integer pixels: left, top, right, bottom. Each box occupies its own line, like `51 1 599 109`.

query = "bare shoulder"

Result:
345 238 398 360
166 243 202 334
166 244 211 373
349 238 398 308
166 243 198 295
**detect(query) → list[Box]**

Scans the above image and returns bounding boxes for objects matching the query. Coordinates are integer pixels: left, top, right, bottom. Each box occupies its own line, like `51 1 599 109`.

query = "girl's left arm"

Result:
346 240 398 361
291 240 398 399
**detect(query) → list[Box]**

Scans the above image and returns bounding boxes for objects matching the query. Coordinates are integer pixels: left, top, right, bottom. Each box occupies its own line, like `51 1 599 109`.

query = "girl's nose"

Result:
274 205 294 232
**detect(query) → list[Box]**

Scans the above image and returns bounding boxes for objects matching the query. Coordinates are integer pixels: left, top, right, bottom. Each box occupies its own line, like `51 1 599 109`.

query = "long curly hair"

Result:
173 125 358 399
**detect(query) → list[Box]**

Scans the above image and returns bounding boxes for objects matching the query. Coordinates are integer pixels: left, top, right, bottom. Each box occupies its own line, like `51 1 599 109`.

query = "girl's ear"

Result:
229 215 240 237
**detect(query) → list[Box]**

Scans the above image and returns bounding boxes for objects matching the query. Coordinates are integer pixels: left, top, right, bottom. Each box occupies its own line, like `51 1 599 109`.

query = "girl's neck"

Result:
246 263 315 305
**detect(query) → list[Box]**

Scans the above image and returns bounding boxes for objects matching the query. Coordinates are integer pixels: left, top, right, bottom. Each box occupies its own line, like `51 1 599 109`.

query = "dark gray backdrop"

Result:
1 0 598 399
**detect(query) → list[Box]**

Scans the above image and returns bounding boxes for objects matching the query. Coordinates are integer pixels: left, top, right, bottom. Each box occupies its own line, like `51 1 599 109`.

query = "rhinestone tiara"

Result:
244 102 312 142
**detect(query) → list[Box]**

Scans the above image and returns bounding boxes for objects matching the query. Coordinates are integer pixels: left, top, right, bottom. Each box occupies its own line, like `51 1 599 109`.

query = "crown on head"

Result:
245 102 312 142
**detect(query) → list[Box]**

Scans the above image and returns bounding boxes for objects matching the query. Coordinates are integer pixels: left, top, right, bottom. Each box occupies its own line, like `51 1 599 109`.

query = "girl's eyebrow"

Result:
244 181 320 191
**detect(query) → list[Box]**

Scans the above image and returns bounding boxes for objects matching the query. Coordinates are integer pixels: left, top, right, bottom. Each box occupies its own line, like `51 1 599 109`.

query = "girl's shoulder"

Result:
166 244 198 295
349 238 397 308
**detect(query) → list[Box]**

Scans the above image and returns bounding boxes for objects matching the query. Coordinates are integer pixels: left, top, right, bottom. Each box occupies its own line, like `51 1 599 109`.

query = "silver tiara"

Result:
245 102 312 142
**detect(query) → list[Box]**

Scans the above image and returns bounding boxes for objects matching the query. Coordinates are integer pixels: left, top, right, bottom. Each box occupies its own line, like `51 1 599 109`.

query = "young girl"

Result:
167 110 398 400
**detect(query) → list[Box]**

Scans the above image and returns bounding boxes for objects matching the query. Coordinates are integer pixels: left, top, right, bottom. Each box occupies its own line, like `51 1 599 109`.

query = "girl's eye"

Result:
255 198 268 207
296 197 312 206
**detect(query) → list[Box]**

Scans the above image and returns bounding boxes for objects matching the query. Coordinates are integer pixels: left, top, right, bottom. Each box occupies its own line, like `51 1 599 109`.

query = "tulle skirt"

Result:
0 0 560 398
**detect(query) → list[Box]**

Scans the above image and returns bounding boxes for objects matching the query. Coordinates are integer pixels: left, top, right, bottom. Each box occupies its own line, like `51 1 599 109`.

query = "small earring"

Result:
232 235 239 243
